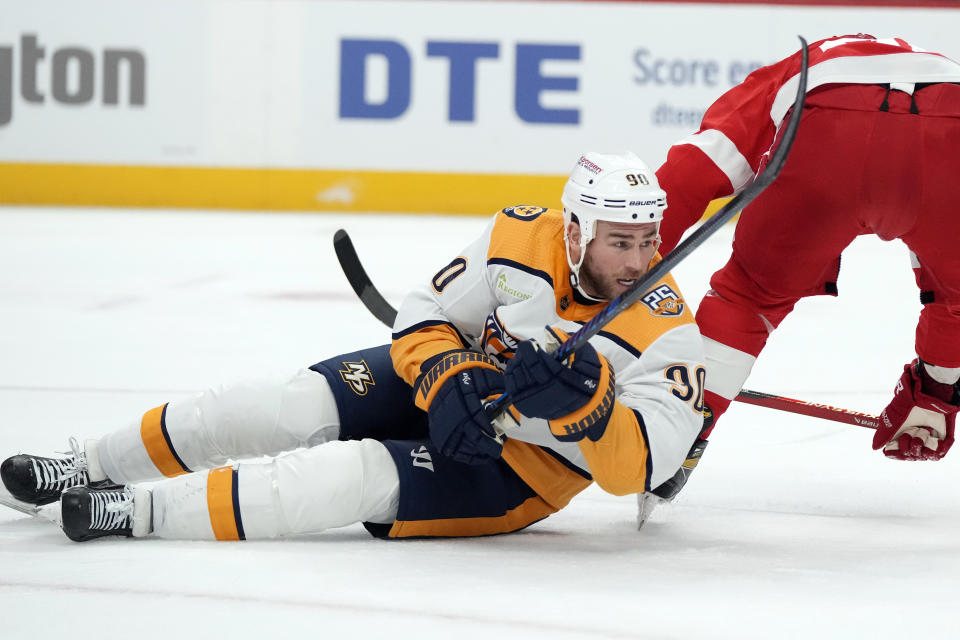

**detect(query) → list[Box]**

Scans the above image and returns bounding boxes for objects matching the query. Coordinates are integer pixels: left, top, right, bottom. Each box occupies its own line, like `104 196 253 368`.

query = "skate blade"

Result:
0 490 40 516
0 488 63 525
636 492 666 530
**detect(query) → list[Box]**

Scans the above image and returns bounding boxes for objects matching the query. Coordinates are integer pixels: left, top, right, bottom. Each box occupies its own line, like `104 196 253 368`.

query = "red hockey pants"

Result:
699 82 960 427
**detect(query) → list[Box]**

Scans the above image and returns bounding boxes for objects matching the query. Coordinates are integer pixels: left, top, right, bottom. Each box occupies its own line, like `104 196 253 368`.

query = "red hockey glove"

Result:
873 360 960 461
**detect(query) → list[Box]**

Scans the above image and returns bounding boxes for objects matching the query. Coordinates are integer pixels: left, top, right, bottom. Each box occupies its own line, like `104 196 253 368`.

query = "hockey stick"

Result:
333 231 879 430
734 389 879 429
330 234 879 430
333 229 401 327
478 36 809 414
333 42 811 334
334 37 811 414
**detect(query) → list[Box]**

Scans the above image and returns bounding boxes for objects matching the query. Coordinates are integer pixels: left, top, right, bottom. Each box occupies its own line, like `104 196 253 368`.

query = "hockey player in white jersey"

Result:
1 152 704 542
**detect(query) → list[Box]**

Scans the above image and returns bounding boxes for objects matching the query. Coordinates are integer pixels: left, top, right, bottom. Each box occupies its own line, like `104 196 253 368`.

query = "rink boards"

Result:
1 0 958 214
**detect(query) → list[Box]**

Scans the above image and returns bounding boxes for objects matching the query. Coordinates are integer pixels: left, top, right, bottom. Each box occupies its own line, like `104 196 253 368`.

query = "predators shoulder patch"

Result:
641 284 685 318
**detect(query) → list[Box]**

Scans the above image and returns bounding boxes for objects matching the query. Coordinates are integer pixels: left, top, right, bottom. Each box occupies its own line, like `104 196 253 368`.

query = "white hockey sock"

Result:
83 439 108 483
130 486 153 537
701 336 758 402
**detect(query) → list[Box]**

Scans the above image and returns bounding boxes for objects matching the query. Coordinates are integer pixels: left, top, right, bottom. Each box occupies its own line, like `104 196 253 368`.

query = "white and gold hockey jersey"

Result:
391 206 705 512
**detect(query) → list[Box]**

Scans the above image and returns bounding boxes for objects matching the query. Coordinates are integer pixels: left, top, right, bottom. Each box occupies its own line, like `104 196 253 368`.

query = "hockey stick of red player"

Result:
334 231 881 430
335 36 811 415
334 230 877 429
734 389 879 429
336 38 809 340
480 36 809 415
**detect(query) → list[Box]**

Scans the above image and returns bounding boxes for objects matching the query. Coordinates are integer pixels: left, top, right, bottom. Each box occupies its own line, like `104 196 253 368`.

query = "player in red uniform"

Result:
650 34 960 502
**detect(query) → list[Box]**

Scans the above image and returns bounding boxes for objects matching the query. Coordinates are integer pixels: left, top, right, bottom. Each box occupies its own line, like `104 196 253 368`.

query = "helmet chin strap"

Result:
565 232 606 302
569 272 605 302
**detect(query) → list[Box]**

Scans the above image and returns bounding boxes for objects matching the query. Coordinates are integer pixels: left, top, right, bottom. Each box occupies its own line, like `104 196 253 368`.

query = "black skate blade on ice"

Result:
0 485 40 516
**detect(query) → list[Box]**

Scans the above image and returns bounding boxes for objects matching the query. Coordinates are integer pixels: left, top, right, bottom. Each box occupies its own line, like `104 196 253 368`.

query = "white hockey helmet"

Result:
561 152 667 290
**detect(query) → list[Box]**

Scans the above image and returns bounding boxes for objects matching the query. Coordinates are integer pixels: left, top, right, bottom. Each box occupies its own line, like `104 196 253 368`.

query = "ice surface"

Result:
1 207 957 639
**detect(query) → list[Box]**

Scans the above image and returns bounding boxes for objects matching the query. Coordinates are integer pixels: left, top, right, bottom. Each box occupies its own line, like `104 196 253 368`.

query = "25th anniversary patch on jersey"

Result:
641 284 685 317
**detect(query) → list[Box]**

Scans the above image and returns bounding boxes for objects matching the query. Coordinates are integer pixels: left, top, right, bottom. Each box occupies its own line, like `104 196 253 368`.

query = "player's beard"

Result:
579 255 644 300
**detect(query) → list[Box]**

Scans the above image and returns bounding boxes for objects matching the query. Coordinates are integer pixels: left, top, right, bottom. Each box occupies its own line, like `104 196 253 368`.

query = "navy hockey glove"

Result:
414 350 506 465
504 329 616 442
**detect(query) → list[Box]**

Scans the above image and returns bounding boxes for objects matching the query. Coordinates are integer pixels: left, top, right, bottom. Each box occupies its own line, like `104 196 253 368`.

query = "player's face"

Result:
571 220 661 299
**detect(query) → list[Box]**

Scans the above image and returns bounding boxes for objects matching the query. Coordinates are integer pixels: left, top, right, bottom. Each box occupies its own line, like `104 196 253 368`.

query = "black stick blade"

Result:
333 229 398 327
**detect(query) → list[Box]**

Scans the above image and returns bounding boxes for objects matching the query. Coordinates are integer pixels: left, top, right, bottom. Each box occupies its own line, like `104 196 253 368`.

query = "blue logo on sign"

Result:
339 39 581 124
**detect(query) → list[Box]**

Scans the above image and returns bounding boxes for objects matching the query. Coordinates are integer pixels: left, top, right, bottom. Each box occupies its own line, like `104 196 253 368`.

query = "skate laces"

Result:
91 488 134 531
30 437 89 492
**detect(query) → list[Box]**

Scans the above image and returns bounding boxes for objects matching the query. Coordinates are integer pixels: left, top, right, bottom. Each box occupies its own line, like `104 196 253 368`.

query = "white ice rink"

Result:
1 206 958 639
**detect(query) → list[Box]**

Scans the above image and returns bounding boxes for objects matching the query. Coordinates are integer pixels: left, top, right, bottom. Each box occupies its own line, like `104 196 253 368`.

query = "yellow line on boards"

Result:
0 162 731 220
0 163 565 215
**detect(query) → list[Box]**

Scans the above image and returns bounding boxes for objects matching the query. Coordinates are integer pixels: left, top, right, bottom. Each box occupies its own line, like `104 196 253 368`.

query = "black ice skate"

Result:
650 437 710 501
637 409 713 528
1 438 101 506
61 485 152 542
